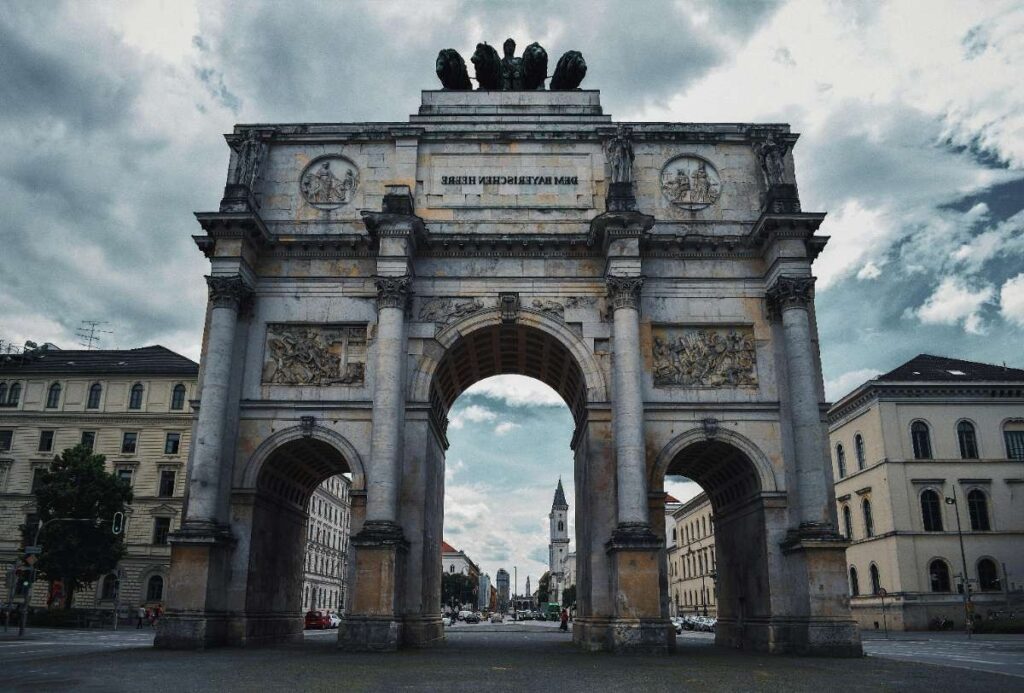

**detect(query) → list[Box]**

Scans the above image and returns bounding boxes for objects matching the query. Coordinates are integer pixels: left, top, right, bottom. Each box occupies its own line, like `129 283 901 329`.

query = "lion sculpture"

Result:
471 42 501 90
522 42 548 90
435 48 472 90
550 50 587 90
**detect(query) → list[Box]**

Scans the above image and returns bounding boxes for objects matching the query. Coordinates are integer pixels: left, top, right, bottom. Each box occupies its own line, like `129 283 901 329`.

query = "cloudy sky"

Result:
2 1 1023 584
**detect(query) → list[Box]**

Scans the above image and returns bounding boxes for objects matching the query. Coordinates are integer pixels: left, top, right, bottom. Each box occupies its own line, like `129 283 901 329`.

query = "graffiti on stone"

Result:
262 324 366 386
300 157 359 209
660 155 721 210
651 326 757 388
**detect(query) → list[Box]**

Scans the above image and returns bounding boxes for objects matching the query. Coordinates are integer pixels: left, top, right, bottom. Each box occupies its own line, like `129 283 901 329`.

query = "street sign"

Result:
24 546 41 555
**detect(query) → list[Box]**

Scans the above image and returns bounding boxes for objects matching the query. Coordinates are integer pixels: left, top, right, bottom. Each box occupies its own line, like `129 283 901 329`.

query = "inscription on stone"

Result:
262 324 366 386
651 326 757 388
660 155 721 210
427 153 594 208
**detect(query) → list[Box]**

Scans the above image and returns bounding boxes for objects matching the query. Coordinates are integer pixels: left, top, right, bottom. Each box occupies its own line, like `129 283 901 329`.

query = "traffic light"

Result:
14 567 32 596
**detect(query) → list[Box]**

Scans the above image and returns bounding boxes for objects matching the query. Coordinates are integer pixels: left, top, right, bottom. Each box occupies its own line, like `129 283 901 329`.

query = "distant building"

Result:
478 572 490 610
667 493 717 617
441 540 480 581
547 478 570 605
301 474 351 614
829 354 1024 630
496 568 510 611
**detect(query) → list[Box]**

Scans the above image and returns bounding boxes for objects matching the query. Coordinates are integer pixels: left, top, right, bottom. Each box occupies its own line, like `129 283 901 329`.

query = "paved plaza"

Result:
2 625 1021 692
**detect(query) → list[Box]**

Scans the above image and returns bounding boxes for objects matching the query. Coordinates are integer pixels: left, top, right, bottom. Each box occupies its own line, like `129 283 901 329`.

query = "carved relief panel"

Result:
651 326 757 388
660 155 721 210
262 324 366 386
299 156 359 209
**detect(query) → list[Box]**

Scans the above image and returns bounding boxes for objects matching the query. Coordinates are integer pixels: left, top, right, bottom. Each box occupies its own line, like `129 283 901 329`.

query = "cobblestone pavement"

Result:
1 625 1022 692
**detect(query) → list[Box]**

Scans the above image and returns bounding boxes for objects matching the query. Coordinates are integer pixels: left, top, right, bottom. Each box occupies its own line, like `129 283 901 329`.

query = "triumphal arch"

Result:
157 40 861 656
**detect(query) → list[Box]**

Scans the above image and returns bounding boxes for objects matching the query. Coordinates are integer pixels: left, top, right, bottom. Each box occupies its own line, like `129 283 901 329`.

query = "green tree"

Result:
561 584 576 608
441 572 476 609
537 571 551 604
33 445 132 608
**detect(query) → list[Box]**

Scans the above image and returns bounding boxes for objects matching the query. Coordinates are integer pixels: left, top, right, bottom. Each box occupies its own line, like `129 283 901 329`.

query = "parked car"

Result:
304 610 330 630
442 616 452 627
490 613 503 623
328 612 341 629
458 610 472 621
464 612 481 624
670 616 683 634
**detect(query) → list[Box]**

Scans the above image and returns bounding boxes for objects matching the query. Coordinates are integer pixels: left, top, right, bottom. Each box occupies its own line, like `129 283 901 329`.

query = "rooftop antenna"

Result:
76 320 113 350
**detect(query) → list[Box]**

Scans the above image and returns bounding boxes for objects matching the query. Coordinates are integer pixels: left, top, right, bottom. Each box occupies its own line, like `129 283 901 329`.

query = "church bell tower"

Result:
548 478 570 605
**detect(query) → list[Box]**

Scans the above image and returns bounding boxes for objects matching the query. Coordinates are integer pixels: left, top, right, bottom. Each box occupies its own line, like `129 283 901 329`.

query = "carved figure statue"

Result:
262 325 366 386
549 50 587 90
522 42 548 90
500 38 525 91
435 48 472 90
471 43 502 90
419 297 487 325
232 129 267 189
605 124 635 184
301 161 357 206
651 329 757 388
754 132 790 187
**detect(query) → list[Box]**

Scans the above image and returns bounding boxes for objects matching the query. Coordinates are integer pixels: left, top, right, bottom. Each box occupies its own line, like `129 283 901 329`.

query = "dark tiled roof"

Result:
877 354 1024 383
0 345 198 377
552 478 568 509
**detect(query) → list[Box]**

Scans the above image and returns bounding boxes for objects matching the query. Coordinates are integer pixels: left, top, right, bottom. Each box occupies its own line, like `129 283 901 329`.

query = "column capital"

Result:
375 275 412 310
205 275 253 309
765 275 814 319
606 275 644 311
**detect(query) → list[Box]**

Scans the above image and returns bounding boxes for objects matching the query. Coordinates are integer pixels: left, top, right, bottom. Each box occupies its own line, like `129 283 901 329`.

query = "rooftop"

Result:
876 354 1024 383
0 345 198 377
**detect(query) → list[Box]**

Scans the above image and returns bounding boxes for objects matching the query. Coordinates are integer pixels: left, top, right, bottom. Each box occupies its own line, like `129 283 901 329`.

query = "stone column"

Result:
185 274 251 528
766 275 831 529
606 275 649 531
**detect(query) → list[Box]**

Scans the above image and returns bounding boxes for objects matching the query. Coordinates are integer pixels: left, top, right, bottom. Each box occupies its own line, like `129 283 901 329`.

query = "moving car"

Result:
304 610 331 630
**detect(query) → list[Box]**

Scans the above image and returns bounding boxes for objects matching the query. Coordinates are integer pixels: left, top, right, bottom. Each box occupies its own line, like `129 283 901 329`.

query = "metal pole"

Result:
945 488 972 639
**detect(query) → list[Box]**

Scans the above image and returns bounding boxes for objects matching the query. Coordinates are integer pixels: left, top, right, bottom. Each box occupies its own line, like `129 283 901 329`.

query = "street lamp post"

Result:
944 488 973 639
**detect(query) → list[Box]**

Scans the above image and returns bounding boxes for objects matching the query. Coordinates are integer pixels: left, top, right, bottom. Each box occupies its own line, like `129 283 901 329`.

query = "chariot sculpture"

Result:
436 38 587 91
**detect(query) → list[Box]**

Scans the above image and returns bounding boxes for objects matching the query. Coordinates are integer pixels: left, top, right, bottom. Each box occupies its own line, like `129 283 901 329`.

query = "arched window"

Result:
46 383 61 409
911 421 932 459
929 559 951 592
87 383 102 410
862 498 874 537
977 558 999 591
957 421 979 459
869 564 881 595
558 520 564 532
920 490 943 531
0 383 6 403
836 444 847 478
1005 421 1024 460
171 384 186 410
849 566 859 596
129 383 144 410
855 434 866 470
100 573 119 601
842 505 853 539
968 489 990 531
7 383 20 406
146 575 164 602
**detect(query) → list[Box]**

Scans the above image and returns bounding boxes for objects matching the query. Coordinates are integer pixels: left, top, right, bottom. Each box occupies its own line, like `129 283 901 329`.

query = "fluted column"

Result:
184 275 251 528
606 275 650 530
767 275 831 529
365 275 412 530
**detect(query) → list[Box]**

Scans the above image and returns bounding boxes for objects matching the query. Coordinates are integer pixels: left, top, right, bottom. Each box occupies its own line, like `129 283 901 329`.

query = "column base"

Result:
402 615 445 648
572 617 675 653
337 616 403 652
155 611 231 650
716 617 862 657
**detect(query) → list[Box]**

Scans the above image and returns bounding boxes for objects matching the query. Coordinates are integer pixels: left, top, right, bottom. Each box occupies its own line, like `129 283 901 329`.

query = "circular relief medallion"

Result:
660 155 721 210
300 156 359 209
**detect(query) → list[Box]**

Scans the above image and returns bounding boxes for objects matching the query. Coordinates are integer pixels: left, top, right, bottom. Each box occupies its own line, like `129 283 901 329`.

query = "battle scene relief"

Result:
651 326 758 388
262 324 366 386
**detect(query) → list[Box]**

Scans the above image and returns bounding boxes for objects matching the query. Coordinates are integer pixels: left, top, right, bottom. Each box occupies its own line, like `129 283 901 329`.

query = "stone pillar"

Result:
184 275 251 528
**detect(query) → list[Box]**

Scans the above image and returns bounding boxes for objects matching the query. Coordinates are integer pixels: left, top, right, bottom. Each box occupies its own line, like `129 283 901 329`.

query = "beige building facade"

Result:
829 354 1024 631
302 474 351 613
0 344 197 613
667 493 718 617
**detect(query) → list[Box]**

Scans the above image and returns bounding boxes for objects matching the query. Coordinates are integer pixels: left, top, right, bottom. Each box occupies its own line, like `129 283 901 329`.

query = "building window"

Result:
129 383 144 410
558 520 564 532
99 573 118 601
835 444 846 478
0 430 11 452
30 468 45 493
842 505 853 539
46 383 61 409
920 489 943 532
1004 421 1024 460
38 430 54 452
22 513 40 545
967 489 990 531
164 431 180 455
152 517 171 545
911 421 932 459
855 434 866 470
977 558 999 591
869 564 881 595
849 566 859 596
116 467 134 486
171 384 186 411
7 383 20 406
158 470 176 497
957 421 979 459
929 559 951 592
862 498 874 537
87 383 102 410
121 432 138 454
146 575 164 602
80 431 96 451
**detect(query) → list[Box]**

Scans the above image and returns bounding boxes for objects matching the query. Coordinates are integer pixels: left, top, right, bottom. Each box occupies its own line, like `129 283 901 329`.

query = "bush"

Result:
973 618 1024 634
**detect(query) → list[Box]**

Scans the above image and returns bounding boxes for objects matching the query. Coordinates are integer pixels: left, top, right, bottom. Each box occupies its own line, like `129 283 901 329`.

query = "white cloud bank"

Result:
912 277 995 335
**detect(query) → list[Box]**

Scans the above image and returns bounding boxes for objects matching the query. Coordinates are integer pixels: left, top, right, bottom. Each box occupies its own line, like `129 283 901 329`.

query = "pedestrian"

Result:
153 605 162 626
560 608 569 632
136 605 146 629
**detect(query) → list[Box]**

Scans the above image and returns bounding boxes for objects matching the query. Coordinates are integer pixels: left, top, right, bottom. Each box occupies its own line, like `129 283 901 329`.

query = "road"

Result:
861 631 1024 680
